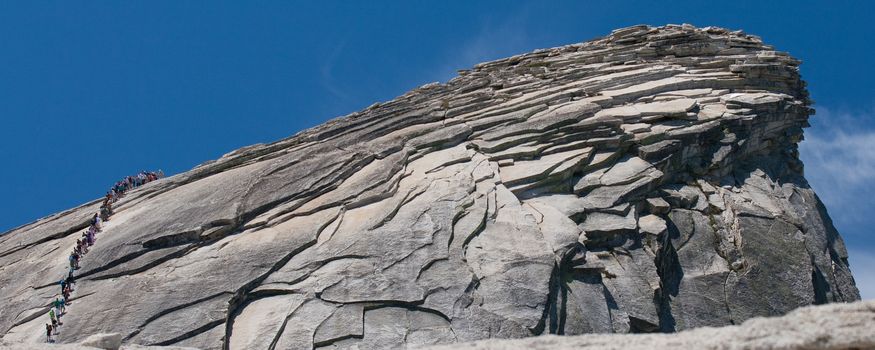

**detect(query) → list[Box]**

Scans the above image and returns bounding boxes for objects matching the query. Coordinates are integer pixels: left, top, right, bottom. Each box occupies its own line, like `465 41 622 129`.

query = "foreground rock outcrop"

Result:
5 301 871 350
423 300 875 350
0 24 860 349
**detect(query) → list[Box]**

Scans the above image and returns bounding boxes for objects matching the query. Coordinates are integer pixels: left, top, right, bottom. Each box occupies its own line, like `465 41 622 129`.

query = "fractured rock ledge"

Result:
0 24 861 349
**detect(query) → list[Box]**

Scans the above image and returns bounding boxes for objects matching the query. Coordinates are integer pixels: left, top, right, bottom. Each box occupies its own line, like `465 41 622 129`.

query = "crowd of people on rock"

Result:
45 170 163 343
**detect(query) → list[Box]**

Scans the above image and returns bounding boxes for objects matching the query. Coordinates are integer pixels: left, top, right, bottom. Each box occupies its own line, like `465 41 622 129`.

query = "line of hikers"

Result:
109 171 164 199
46 170 163 343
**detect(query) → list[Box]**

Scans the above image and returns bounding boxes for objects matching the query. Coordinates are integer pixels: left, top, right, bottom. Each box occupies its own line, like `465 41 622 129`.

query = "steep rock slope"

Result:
0 24 860 349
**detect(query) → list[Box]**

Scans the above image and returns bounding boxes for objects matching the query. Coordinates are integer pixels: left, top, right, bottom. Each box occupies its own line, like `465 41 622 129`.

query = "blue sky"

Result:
1 1 873 298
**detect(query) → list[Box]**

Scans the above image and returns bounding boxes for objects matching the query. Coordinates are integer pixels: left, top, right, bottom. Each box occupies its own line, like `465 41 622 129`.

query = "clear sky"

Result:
1 1 873 298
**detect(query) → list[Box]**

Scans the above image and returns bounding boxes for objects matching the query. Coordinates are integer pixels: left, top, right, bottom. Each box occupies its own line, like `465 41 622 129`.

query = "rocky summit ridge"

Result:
0 24 861 349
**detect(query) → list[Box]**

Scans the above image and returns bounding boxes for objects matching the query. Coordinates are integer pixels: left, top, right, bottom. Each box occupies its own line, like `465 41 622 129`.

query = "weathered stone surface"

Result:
78 334 122 350
227 294 304 350
0 24 859 349
637 215 666 235
580 209 637 238
645 197 670 214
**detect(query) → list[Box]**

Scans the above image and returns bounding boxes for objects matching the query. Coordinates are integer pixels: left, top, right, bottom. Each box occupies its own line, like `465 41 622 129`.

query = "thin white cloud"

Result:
320 40 351 102
802 131 875 185
800 106 875 224
435 8 536 82
799 105 875 300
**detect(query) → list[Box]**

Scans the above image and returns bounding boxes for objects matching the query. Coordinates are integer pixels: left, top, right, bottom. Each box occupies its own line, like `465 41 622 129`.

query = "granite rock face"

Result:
0 24 860 349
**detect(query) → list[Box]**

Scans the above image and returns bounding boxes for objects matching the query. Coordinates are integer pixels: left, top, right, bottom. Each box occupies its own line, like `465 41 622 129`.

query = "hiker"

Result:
45 323 53 342
91 216 101 232
54 297 64 315
49 308 61 327
71 251 80 269
59 276 73 294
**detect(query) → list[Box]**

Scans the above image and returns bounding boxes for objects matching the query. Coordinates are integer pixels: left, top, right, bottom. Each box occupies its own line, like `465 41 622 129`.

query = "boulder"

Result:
421 300 875 350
